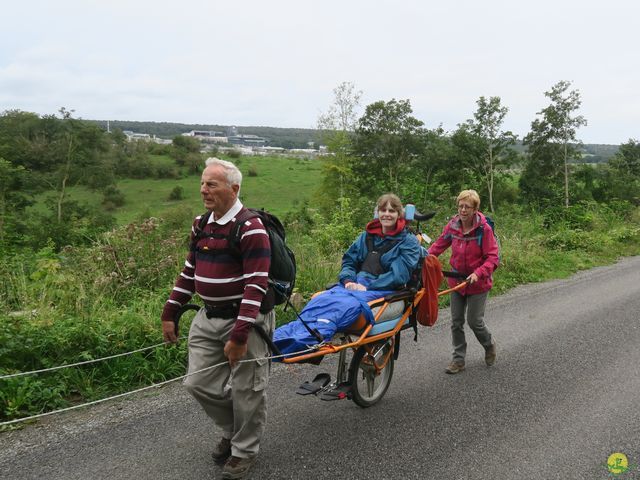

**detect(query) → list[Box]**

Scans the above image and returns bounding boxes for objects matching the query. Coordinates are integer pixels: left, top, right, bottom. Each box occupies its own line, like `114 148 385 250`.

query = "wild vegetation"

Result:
1 80 640 424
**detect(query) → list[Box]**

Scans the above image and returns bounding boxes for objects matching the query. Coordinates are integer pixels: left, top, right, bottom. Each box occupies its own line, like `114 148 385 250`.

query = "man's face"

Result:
200 165 239 217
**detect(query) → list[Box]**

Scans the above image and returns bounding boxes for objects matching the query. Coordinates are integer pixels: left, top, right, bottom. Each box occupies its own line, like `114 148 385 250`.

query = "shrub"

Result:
227 149 242 159
27 201 115 251
543 228 606 252
542 201 598 230
102 185 126 209
168 185 184 201
311 197 361 255
161 204 196 233
248 165 258 177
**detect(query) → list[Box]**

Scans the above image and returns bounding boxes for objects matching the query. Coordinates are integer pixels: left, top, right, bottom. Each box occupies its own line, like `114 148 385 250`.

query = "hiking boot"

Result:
445 361 465 374
222 455 257 480
211 437 232 464
485 340 497 366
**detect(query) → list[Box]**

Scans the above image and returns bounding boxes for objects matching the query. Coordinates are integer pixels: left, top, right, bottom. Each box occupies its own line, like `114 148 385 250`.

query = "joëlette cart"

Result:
174 211 467 408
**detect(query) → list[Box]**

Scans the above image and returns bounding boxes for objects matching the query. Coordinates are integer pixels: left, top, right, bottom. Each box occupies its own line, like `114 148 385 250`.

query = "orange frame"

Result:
281 281 467 364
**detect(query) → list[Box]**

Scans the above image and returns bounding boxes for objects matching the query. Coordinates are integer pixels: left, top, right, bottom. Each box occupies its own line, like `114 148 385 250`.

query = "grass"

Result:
30 155 323 225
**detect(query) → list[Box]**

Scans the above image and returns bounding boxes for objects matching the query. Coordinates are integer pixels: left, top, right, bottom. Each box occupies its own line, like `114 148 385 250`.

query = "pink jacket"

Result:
428 211 499 296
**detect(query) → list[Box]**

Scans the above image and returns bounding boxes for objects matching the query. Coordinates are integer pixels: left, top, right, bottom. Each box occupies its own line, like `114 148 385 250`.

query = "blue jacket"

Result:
339 226 421 291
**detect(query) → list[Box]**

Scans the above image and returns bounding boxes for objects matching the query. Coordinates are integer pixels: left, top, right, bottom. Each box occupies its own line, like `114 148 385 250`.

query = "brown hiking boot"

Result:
211 437 232 464
222 455 257 480
445 361 465 374
485 340 497 366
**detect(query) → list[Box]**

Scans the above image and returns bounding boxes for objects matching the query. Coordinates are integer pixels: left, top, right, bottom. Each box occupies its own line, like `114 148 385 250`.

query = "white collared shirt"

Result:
209 199 243 225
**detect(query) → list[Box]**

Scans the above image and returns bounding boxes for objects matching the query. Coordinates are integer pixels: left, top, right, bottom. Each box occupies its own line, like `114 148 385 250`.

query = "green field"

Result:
33 155 323 224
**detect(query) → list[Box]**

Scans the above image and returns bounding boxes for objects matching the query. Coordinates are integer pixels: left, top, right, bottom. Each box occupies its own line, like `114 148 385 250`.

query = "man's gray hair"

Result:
205 157 243 186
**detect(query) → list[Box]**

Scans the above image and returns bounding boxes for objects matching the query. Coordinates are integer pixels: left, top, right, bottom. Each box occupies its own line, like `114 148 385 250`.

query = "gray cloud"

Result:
1 0 638 143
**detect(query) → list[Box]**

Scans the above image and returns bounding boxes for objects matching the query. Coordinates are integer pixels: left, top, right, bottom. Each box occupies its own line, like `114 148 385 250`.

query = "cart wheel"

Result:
348 340 395 408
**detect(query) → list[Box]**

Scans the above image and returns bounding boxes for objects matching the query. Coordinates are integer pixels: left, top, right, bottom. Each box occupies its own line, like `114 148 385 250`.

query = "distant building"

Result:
123 130 152 141
255 146 285 154
218 145 255 156
288 148 320 159
182 130 224 138
227 134 267 147
182 130 228 143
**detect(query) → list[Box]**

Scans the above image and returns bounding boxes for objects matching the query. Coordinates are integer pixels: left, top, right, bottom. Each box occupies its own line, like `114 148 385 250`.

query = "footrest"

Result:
295 373 331 395
318 382 351 401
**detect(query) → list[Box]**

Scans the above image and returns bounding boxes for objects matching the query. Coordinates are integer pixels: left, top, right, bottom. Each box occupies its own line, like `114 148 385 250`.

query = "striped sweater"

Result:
161 202 271 344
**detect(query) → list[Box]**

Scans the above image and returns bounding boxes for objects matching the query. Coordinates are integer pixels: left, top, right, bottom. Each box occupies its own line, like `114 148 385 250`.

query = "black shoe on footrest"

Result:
296 373 331 395
318 382 351 401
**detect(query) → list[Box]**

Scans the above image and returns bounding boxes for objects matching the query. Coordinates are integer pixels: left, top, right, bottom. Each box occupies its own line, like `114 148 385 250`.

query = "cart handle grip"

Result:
443 271 468 279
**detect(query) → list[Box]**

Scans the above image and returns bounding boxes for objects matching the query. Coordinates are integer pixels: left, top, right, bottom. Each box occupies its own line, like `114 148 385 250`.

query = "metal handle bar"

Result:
173 303 201 335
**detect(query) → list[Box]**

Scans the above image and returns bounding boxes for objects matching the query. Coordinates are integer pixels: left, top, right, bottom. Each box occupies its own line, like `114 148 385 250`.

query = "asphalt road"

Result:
2 257 640 480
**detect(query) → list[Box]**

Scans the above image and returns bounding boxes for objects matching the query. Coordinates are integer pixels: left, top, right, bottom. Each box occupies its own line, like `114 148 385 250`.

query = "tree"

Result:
318 81 362 133
0 158 32 246
171 135 201 168
610 139 640 177
316 82 362 202
409 126 455 207
451 96 517 213
596 138 640 203
351 99 425 196
522 81 587 208
47 108 109 221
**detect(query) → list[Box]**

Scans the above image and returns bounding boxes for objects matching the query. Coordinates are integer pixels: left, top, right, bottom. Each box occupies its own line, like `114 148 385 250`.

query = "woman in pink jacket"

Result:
428 190 499 374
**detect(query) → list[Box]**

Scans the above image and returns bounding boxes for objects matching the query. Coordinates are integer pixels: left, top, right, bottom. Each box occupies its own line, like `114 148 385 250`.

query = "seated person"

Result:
273 193 421 356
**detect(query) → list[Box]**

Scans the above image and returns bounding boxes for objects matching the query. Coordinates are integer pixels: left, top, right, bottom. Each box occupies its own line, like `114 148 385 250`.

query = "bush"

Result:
154 162 180 179
102 185 125 209
248 165 258 177
168 185 184 201
227 149 242 159
283 201 316 235
543 228 607 252
27 201 115 251
311 197 361 255
161 204 197 233
542 201 598 230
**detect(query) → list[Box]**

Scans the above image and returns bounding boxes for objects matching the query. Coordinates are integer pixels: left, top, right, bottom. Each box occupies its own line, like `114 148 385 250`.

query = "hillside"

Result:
87 119 321 149
87 119 620 159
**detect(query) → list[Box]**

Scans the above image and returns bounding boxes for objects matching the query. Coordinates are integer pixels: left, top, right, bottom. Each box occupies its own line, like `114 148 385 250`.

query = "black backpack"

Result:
191 208 296 305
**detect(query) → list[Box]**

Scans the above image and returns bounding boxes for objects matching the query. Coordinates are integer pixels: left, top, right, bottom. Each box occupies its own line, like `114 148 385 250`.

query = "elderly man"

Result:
161 157 274 480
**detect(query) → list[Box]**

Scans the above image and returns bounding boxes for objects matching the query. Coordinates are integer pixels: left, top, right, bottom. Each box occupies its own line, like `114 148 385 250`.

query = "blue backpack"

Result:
477 216 500 259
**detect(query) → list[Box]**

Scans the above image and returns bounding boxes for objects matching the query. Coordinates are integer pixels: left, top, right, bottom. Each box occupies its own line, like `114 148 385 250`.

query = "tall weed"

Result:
2 203 640 422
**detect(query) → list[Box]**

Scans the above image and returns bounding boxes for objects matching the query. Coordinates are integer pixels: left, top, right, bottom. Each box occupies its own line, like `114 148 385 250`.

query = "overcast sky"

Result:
1 0 638 144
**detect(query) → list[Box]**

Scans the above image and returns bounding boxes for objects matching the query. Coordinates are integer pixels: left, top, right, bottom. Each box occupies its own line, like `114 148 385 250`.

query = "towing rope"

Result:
0 338 188 380
0 346 318 427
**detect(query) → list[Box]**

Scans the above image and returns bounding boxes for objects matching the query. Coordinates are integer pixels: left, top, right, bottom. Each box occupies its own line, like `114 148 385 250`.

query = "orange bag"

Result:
417 256 444 326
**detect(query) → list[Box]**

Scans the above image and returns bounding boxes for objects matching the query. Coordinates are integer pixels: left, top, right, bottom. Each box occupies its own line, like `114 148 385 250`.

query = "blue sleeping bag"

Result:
273 284 393 358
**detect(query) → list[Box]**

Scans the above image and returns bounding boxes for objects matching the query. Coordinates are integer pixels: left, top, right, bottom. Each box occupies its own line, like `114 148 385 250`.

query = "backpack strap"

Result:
190 211 213 254
190 210 251 261
360 233 400 276
365 233 399 255
228 208 260 253
365 234 374 255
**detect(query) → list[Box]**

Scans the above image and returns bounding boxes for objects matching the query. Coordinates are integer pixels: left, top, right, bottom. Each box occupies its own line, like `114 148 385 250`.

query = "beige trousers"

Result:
184 308 275 458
